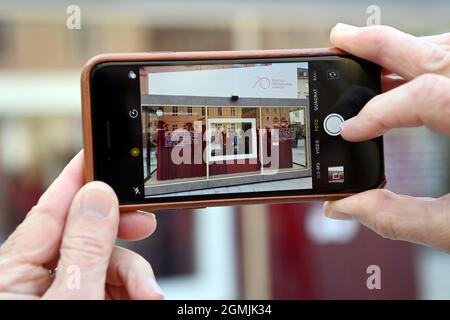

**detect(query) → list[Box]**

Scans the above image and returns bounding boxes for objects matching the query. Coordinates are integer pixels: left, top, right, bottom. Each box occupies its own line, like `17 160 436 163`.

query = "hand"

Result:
323 24 450 251
0 151 164 299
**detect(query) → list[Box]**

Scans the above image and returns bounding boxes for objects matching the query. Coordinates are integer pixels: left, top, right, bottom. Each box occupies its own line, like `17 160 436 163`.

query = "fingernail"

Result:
148 277 165 299
81 188 113 219
341 116 355 130
138 210 155 218
323 202 353 220
333 23 358 34
326 210 354 221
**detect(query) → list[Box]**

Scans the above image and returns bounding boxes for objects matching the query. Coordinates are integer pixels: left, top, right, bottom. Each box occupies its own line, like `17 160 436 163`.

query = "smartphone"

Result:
81 48 385 211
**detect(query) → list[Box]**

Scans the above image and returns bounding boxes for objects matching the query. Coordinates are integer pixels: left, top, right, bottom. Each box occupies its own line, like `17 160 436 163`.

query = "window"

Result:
202 108 206 116
173 106 178 116
172 124 178 131
218 107 222 116
207 118 257 162
231 108 235 116
187 106 192 116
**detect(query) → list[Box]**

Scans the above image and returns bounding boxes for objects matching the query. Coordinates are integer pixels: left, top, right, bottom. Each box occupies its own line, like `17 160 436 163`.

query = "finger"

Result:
381 74 408 92
105 246 164 300
0 150 84 265
330 24 450 79
341 73 450 141
44 181 120 299
41 211 155 267
380 30 450 76
0 293 39 300
421 32 450 46
118 211 157 241
324 190 450 251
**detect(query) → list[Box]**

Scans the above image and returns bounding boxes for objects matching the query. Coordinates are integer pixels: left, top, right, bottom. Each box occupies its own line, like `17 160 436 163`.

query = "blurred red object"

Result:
269 202 417 299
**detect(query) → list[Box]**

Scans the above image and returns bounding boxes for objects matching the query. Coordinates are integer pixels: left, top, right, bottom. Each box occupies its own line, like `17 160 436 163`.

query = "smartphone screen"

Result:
89 55 384 205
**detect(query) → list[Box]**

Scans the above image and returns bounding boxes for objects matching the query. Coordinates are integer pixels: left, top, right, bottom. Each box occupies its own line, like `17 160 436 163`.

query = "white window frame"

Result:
207 118 257 162
157 207 238 299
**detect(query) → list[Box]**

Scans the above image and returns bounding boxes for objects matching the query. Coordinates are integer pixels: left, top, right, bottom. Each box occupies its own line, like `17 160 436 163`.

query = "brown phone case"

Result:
81 48 386 212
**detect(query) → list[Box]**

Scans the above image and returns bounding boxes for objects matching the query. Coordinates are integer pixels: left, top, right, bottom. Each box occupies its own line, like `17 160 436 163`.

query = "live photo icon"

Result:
128 71 137 79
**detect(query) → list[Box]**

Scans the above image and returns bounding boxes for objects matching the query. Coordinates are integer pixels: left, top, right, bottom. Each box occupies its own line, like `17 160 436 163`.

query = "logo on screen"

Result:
253 77 271 89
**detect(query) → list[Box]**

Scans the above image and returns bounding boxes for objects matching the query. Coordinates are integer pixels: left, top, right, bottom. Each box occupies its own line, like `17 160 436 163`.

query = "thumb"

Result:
44 181 120 299
323 189 450 252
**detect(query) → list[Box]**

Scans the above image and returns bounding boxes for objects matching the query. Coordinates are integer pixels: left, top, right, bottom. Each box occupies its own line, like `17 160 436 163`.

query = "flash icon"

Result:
130 147 140 157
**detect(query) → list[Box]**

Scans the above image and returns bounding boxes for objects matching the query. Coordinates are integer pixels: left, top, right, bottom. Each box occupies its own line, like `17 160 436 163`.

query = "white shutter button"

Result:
323 113 344 136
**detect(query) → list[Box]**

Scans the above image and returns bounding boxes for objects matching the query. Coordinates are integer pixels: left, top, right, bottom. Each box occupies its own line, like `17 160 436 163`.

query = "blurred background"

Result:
0 0 449 299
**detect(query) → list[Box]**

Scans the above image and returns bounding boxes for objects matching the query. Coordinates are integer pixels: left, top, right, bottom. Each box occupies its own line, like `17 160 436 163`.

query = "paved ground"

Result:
146 176 312 198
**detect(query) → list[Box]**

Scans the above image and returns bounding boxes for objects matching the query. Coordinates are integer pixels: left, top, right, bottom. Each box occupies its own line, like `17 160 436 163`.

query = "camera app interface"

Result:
139 62 313 198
